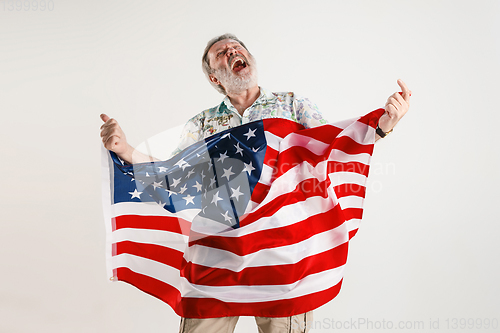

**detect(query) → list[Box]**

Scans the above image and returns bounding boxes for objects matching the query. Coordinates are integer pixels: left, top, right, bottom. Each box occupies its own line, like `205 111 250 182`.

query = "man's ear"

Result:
209 74 220 85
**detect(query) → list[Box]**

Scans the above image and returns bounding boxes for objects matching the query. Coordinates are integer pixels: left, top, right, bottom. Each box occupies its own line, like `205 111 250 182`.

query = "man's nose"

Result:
227 47 238 57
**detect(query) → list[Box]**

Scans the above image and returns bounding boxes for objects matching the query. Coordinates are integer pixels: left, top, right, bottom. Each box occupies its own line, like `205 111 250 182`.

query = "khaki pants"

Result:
179 311 313 333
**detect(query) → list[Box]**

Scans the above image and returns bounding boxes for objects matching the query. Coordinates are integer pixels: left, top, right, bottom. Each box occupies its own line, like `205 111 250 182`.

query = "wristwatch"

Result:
376 125 393 138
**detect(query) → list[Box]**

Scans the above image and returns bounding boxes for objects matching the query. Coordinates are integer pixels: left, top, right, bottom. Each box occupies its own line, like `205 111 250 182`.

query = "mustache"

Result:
228 53 250 67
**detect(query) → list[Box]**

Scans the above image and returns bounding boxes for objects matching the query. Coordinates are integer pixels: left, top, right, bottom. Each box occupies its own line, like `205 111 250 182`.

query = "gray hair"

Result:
202 33 250 94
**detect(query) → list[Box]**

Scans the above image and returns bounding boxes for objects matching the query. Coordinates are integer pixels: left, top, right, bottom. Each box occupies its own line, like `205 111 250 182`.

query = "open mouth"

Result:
231 57 247 72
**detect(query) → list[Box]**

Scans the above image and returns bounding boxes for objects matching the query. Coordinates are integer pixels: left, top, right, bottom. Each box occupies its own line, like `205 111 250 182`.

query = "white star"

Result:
230 186 244 201
207 159 213 170
152 180 163 190
221 167 235 181
252 147 259 152
203 188 208 199
242 161 255 175
221 211 232 223
234 142 244 156
185 169 195 179
192 181 202 192
217 151 229 163
170 177 181 188
157 200 165 207
179 184 187 194
243 128 257 140
209 176 216 188
174 158 191 171
158 166 168 173
174 158 186 168
221 133 231 139
166 190 177 197
183 194 195 205
200 169 206 181
202 206 207 214
146 172 150 177
211 191 223 206
129 189 142 199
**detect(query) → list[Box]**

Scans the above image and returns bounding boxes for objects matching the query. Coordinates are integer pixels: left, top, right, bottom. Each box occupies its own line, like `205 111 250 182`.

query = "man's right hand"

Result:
100 114 158 164
100 114 133 161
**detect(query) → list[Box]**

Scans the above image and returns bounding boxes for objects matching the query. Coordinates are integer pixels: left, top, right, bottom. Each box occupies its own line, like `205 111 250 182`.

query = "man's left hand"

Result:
378 79 411 134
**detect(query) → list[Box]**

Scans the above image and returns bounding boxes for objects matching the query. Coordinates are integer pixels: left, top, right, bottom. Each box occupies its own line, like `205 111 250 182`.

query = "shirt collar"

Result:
220 87 276 115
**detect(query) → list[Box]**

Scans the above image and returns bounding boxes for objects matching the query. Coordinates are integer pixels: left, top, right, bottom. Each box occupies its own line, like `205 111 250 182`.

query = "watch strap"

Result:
376 125 393 138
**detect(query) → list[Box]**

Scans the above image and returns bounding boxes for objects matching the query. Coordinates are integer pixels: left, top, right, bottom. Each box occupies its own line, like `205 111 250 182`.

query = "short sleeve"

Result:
293 96 328 128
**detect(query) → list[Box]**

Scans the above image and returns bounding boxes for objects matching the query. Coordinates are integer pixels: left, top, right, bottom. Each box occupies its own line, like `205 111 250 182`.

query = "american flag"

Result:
102 109 384 318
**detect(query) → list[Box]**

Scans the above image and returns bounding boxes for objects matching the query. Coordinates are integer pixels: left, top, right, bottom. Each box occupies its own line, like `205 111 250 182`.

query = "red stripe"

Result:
181 242 348 286
179 279 344 318
274 139 373 179
246 179 325 228
330 135 375 155
262 145 279 168
114 241 184 269
290 125 344 144
113 215 191 235
264 119 304 138
343 207 364 221
252 168 367 206
327 161 370 177
334 183 366 198
189 204 346 256
116 267 182 312
357 108 385 127
117 267 343 319
242 176 342 228
251 182 271 204
349 229 359 239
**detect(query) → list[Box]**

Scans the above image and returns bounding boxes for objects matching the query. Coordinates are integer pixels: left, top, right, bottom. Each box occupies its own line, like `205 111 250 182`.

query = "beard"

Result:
212 56 258 95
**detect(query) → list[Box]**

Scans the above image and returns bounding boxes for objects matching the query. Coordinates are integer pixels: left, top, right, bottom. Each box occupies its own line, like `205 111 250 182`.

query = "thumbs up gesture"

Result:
100 114 132 160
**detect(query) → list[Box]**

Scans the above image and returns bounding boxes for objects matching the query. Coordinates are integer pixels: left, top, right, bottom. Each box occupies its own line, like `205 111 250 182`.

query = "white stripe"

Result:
112 228 188 252
339 121 376 145
112 253 181 291
185 222 349 271
329 172 367 188
338 195 364 210
279 132 329 155
256 162 319 206
179 265 345 302
345 218 361 233
258 164 274 186
191 195 336 236
329 117 358 131
264 130 283 152
328 149 371 164
111 202 199 221
272 123 373 159
111 253 345 303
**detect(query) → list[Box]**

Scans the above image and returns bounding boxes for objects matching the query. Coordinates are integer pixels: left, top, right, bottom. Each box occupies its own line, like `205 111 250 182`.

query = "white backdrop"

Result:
1 1 499 332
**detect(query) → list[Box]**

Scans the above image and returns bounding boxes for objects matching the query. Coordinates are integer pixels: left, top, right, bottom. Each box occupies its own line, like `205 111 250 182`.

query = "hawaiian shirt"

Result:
172 87 327 155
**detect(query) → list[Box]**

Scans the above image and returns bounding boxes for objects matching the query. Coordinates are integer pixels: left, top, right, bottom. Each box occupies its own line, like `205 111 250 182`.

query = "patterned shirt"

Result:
172 87 327 155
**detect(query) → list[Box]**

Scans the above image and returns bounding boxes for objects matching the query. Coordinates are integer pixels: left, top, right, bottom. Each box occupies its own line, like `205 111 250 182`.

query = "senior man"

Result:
100 33 411 333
